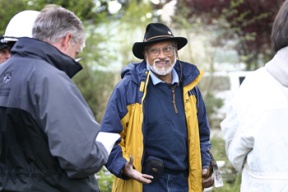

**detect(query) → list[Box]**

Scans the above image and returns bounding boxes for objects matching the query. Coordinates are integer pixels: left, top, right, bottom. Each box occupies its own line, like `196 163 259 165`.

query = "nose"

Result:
157 49 166 58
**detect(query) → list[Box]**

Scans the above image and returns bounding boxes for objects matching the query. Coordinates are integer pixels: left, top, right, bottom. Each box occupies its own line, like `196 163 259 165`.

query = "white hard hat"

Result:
3 10 40 42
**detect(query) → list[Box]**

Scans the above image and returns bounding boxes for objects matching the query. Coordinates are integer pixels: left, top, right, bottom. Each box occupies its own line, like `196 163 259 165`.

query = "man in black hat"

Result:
0 36 11 64
101 23 214 192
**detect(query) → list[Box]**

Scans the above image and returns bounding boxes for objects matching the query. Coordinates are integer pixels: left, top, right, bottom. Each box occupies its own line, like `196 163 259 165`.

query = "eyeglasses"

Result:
145 46 175 57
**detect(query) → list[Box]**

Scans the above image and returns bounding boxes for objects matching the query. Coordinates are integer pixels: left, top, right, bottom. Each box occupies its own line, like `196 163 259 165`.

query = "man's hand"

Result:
123 155 153 184
202 168 214 188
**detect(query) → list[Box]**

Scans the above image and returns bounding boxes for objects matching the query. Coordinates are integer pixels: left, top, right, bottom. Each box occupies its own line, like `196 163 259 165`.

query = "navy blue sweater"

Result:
144 80 188 171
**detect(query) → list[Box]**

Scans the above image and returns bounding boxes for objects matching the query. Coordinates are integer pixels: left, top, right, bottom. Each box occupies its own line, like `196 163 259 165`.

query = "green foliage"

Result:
205 92 224 116
22 0 99 21
210 136 241 192
219 0 272 70
83 22 118 68
96 168 114 192
72 64 115 122
0 0 104 33
179 0 283 70
203 92 224 128
120 0 152 23
116 0 153 65
0 0 27 34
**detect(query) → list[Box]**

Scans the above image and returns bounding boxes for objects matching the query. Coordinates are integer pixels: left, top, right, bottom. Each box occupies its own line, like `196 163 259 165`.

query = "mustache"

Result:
154 57 170 63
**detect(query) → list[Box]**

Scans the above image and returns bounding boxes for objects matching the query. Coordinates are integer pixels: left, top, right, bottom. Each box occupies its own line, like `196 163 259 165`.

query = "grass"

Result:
210 134 241 192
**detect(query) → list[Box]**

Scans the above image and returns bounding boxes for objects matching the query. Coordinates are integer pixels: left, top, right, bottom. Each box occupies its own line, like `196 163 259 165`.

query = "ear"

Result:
175 50 179 59
62 33 72 50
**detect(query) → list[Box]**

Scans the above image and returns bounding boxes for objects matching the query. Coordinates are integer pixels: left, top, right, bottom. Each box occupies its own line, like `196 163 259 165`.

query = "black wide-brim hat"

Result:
132 23 188 59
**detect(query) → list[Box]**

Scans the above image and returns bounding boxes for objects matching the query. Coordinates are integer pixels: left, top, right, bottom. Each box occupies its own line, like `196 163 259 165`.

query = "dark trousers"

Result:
143 170 188 192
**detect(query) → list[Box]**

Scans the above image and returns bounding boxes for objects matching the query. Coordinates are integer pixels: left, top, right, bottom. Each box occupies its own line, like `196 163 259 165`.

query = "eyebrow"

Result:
146 44 174 49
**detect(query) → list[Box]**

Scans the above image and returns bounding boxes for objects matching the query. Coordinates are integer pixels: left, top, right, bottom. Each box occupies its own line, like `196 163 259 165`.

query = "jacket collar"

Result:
147 65 179 85
265 46 288 87
11 37 83 78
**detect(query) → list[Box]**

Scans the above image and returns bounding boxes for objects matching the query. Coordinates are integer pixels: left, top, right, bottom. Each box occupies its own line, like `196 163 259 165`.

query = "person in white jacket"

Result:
221 1 288 191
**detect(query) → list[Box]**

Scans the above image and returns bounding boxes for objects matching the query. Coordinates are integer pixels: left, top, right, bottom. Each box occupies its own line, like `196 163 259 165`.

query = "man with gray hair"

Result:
0 4 109 192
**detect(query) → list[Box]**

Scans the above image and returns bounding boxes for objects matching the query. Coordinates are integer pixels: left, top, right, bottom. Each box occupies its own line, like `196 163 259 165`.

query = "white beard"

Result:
147 53 177 76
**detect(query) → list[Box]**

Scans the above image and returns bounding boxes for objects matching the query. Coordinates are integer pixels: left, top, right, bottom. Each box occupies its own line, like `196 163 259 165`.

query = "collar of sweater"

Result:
265 46 288 87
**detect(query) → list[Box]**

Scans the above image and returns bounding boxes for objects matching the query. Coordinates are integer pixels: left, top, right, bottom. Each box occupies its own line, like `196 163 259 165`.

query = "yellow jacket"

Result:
101 61 211 192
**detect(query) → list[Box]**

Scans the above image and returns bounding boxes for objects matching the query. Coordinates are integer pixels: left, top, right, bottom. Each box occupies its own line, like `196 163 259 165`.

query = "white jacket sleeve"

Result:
221 103 254 172
220 76 257 172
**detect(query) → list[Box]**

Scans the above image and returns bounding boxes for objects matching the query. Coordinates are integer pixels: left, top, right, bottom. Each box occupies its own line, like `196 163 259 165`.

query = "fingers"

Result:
136 173 153 184
202 168 212 179
142 174 153 180
202 174 214 188
202 168 209 178
124 155 154 184
131 170 153 184
129 155 134 164
123 156 134 177
125 155 135 171
202 168 214 188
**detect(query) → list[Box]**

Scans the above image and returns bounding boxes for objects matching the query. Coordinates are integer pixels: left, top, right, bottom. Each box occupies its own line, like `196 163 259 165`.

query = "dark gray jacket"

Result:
0 37 108 192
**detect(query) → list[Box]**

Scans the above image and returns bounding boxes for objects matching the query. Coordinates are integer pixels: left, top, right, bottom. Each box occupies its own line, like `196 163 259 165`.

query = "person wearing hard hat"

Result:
3 10 40 48
0 10 39 65
0 36 12 64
